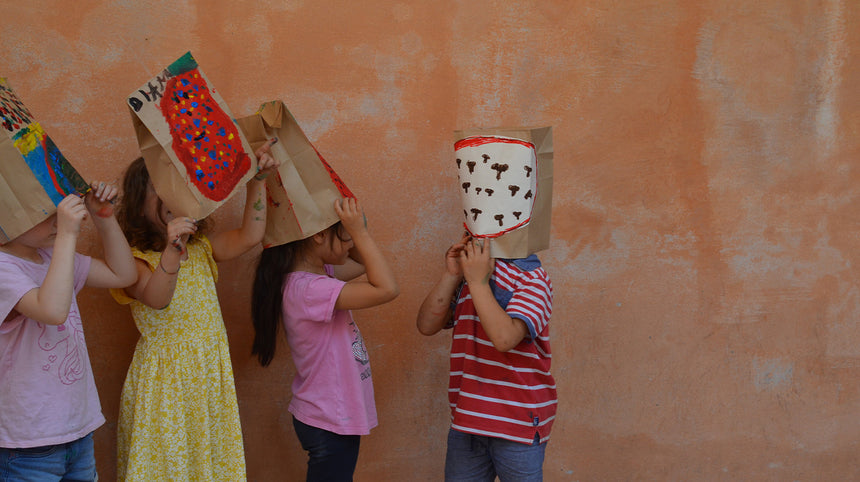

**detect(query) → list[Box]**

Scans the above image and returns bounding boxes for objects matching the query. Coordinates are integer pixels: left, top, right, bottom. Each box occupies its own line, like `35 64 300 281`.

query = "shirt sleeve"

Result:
0 259 38 325
284 269 346 324
73 252 92 294
506 268 553 340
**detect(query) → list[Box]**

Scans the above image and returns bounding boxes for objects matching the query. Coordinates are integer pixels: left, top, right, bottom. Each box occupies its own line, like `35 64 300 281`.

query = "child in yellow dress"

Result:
111 141 277 481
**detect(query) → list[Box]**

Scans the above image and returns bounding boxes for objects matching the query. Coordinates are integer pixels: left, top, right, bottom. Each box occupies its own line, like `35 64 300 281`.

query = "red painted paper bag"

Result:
127 52 256 219
236 101 353 247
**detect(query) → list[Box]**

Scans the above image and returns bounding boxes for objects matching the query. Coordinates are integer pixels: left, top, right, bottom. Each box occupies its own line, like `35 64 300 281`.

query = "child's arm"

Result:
83 182 138 289
14 195 87 325
460 238 528 352
332 247 366 281
210 139 279 262
333 198 399 310
124 217 197 310
416 233 470 336
332 258 366 282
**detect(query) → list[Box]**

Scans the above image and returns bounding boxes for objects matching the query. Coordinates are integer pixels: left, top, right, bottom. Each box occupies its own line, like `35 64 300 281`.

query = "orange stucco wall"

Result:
3 1 860 480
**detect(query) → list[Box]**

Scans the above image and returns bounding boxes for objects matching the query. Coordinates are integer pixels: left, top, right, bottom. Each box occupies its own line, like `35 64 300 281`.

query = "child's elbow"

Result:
491 339 517 353
489 333 525 352
416 320 439 336
388 284 400 300
42 309 72 326
118 271 138 288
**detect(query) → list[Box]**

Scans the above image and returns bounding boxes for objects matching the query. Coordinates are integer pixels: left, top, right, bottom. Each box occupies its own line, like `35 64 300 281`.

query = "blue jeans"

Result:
0 432 97 482
292 416 360 482
445 428 546 482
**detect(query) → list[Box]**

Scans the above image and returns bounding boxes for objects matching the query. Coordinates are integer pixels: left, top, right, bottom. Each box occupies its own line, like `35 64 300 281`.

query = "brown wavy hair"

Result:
117 157 209 251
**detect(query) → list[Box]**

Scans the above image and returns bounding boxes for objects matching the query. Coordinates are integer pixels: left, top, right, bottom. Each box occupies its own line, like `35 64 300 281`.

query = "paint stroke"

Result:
312 145 354 198
13 123 89 204
0 80 34 133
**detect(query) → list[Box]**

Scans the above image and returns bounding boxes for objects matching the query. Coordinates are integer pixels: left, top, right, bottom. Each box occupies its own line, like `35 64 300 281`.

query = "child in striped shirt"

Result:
417 234 557 482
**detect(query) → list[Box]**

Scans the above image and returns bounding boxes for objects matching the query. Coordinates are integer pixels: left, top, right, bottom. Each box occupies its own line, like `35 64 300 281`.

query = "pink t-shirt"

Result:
282 266 377 435
0 249 104 448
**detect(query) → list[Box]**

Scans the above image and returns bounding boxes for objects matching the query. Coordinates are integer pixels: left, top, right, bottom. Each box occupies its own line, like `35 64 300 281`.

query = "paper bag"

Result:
0 78 89 243
453 127 553 259
127 52 256 219
236 101 353 248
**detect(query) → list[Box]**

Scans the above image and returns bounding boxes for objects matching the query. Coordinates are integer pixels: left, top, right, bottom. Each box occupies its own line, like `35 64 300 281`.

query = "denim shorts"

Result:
0 432 97 482
444 428 546 482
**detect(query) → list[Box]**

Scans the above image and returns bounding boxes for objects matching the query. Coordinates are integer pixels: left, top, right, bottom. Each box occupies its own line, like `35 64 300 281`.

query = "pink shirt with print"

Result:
282 265 377 436
0 249 104 448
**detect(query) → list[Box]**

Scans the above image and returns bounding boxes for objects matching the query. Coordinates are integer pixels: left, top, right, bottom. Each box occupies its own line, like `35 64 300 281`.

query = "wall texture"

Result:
2 1 860 480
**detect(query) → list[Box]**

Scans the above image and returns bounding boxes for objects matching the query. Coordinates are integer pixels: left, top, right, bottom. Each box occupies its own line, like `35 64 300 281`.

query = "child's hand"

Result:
460 237 495 287
335 197 366 235
445 232 471 277
165 217 197 255
56 194 88 238
84 181 118 218
252 138 279 181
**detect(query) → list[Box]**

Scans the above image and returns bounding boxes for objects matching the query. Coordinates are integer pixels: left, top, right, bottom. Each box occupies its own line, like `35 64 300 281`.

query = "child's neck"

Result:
294 255 327 275
0 242 43 264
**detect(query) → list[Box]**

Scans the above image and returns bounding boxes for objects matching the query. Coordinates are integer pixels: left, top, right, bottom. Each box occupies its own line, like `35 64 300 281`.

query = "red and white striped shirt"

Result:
448 258 557 444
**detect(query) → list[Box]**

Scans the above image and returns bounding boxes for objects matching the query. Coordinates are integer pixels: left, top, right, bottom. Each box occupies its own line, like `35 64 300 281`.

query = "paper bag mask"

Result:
236 101 353 248
0 78 89 243
453 127 553 259
128 52 255 219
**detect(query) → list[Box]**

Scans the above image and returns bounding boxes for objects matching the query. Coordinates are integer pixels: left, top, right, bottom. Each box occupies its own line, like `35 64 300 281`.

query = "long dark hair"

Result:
251 222 347 366
117 157 209 251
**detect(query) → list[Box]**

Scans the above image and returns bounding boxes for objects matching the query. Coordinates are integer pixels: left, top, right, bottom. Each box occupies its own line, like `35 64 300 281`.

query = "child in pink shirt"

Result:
0 183 137 481
251 198 398 481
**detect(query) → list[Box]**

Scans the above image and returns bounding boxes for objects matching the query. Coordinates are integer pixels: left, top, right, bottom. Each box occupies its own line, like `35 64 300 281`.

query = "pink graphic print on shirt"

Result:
37 305 86 385
351 321 371 382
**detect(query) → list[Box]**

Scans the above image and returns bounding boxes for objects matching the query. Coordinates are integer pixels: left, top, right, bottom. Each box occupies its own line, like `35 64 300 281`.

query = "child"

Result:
0 183 137 481
111 141 277 481
416 234 557 482
251 197 398 482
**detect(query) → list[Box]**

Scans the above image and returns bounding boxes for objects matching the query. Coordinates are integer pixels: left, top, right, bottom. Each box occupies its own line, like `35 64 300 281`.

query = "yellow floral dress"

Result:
111 236 246 481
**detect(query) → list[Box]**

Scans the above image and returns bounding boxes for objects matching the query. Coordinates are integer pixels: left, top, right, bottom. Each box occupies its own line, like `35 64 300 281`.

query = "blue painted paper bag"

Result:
0 78 89 243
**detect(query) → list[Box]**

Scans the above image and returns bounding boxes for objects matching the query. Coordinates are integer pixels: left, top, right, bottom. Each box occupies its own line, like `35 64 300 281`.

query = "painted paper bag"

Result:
236 101 353 247
127 52 255 219
0 78 89 243
453 126 553 259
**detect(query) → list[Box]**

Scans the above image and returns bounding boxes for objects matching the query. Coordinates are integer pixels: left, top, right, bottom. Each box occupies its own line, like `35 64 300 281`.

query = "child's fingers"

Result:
255 137 278 158
261 152 280 170
257 153 272 169
478 238 490 254
102 184 118 202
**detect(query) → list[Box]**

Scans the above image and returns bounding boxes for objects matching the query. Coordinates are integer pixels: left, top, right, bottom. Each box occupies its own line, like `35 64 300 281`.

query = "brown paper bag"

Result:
453 126 553 259
127 52 256 219
0 78 89 243
236 101 353 248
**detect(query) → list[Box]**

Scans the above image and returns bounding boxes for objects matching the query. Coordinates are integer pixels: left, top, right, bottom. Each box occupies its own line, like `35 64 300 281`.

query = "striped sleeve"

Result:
497 263 552 338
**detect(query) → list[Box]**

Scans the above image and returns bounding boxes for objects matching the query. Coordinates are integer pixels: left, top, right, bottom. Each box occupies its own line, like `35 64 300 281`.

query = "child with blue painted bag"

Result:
0 182 137 481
